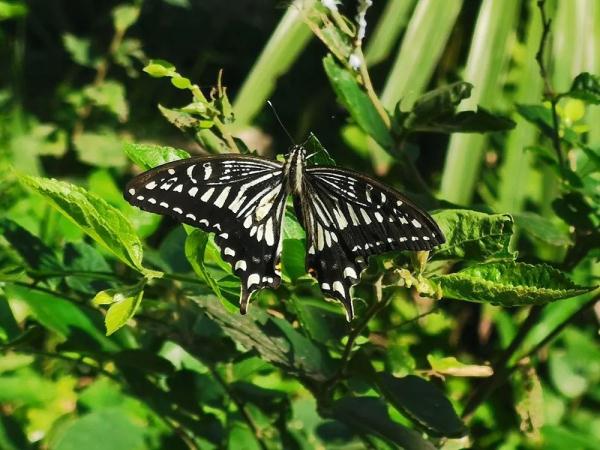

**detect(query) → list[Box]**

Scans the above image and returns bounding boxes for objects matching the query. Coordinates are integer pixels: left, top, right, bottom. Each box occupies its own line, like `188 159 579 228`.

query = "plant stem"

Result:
535 0 564 167
461 305 544 420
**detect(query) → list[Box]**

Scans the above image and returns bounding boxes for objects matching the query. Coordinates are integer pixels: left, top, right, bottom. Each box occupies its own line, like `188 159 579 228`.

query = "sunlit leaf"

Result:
123 142 190 170
435 262 595 306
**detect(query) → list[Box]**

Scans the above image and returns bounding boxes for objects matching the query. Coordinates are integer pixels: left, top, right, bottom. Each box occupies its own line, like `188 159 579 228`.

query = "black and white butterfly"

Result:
124 145 444 320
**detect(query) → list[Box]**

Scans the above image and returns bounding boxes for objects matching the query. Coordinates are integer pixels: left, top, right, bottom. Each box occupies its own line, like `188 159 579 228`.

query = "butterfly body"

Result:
125 145 444 320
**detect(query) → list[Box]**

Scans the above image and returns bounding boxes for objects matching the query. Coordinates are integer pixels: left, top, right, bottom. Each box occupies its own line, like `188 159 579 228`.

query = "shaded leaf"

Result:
377 374 466 438
304 133 336 166
112 4 140 32
19 175 159 278
143 59 176 78
513 212 572 246
322 55 392 148
194 296 334 382
184 229 239 312
83 81 128 121
0 217 63 273
329 396 436 449
435 262 594 306
73 131 127 168
62 33 97 68
158 104 200 132
63 242 112 294
409 107 515 134
5 284 115 350
431 210 515 261
52 409 145 450
123 142 190 170
565 72 600 104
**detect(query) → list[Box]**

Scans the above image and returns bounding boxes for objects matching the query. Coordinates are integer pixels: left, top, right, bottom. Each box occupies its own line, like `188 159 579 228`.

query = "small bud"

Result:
349 53 361 70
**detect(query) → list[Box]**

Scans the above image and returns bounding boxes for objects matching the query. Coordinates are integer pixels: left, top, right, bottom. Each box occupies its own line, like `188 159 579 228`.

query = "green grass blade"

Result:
364 0 415 66
232 0 314 126
439 0 520 205
496 0 543 213
370 0 463 173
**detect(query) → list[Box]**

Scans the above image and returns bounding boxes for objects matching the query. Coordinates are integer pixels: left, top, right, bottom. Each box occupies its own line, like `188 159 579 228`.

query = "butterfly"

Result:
124 145 445 320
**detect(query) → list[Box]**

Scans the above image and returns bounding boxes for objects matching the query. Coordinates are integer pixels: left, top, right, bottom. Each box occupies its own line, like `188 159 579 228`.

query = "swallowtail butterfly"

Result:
124 145 444 320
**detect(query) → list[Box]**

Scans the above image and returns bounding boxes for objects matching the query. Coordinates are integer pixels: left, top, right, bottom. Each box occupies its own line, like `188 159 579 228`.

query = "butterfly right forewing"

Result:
124 155 288 312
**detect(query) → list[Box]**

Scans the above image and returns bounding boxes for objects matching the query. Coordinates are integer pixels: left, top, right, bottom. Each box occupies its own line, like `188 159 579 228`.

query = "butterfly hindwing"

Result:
299 167 445 319
124 155 287 312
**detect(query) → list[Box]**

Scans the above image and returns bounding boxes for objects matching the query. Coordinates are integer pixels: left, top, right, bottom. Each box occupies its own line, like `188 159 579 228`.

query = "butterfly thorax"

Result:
283 145 306 196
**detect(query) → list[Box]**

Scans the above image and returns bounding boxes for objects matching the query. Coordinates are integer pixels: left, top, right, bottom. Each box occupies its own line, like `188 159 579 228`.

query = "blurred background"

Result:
0 0 599 449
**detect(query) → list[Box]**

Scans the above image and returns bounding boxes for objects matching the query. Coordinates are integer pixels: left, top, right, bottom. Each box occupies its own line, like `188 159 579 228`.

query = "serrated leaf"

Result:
431 210 515 261
565 72 600 104
377 373 467 438
184 229 238 313
123 142 190 170
408 107 515 134
329 396 436 449
322 55 392 149
434 262 594 306
19 175 160 278
194 296 334 382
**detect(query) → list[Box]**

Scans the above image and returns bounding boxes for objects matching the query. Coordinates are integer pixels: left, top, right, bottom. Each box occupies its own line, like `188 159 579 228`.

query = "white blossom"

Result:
349 53 361 70
321 0 339 12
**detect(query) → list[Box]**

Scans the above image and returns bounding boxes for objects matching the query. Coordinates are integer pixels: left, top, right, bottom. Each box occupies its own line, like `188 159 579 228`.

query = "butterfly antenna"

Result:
267 100 295 145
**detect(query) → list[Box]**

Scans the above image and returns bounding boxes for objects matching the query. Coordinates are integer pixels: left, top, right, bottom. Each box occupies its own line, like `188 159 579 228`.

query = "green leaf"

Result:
52 409 146 450
431 210 515 261
329 397 436 449
112 4 140 33
170 75 192 90
322 55 392 149
63 242 112 294
281 211 306 282
143 59 176 78
427 355 493 378
377 374 466 438
73 131 127 168
397 82 515 134
83 81 129 121
516 104 580 145
158 104 200 132
19 175 159 278
435 262 595 306
5 284 115 350
194 296 335 382
123 142 190 170
565 72 600 104
92 283 144 336
62 33 97 68
304 132 336 166
513 212 573 246
184 229 239 312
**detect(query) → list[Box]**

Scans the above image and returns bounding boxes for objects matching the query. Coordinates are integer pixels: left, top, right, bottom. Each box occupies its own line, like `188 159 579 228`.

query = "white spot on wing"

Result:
186 213 196 220
264 217 275 246
203 163 212 180
173 184 183 193
186 164 197 182
224 247 235 257
360 208 372 224
136 195 144 200
332 281 345 297
168 169 175 175
374 212 384 223
188 187 198 197
160 201 169 208
235 260 247 271
243 215 253 229
173 207 183 214
146 181 157 190
214 186 231 208
148 198 156 204
344 267 357 279
411 219 422 228
247 273 260 287
200 187 215 202
128 188 135 195
322 282 331 290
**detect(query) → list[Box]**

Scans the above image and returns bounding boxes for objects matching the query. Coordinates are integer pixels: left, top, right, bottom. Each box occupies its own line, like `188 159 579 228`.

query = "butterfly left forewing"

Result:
299 166 445 320
125 155 288 313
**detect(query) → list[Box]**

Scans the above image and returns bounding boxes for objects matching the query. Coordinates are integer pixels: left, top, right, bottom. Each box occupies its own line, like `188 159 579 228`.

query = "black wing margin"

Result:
124 155 287 313
299 166 445 320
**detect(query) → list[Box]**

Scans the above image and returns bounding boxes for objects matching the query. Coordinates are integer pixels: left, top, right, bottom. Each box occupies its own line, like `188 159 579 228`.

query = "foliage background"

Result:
0 0 599 449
